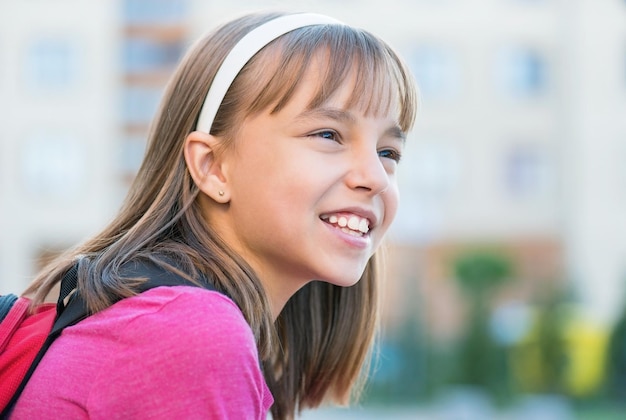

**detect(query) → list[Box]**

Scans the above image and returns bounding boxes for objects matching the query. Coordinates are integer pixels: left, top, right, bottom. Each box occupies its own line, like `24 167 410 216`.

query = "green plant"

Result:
452 250 514 405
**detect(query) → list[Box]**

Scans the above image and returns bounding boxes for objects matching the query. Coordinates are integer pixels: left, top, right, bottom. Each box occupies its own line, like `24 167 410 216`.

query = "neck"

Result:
250 262 309 321
201 200 307 320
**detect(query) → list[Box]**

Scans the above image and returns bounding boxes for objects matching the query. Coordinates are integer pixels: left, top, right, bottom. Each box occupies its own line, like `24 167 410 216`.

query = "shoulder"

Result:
86 287 271 416
16 285 273 418
104 285 256 355
64 285 260 375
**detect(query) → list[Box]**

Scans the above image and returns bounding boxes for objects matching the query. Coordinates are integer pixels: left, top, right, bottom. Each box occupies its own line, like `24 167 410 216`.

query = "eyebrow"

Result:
295 107 406 142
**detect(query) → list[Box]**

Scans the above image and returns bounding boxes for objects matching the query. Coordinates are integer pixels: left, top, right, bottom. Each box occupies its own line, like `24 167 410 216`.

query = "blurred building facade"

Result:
1 0 625 332
0 0 120 289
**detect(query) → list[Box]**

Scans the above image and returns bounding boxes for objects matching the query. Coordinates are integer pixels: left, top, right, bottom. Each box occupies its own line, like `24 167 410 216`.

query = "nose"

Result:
344 145 390 195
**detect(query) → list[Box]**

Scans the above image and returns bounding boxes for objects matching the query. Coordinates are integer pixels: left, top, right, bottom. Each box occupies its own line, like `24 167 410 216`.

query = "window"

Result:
25 38 79 91
123 38 185 73
504 143 554 196
411 45 462 101
123 0 188 24
494 46 548 99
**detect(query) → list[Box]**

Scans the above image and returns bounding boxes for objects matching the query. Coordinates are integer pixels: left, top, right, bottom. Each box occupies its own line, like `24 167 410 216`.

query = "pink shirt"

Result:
11 286 273 419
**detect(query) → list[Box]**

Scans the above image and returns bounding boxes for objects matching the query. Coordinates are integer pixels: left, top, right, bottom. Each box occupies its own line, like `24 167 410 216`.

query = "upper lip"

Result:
320 207 379 230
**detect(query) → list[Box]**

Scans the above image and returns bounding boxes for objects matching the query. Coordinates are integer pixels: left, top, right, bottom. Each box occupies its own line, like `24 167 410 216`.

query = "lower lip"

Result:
322 221 370 249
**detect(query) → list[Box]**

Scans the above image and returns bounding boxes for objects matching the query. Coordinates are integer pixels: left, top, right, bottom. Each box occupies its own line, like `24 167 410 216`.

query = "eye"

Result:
378 148 402 163
310 130 340 142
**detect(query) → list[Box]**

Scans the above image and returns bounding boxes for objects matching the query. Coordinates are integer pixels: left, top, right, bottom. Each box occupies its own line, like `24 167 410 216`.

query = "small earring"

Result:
218 190 225 197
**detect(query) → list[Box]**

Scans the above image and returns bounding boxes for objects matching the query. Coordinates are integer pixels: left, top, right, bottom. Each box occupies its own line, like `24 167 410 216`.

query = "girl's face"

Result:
213 63 405 312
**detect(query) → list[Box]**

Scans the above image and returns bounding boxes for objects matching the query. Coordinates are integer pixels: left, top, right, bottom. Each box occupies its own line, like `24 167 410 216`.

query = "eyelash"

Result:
311 130 340 142
379 148 402 163
309 130 403 163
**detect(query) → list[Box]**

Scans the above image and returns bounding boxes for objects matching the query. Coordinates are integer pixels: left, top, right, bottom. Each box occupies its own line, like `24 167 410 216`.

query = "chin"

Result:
309 259 371 288
320 272 364 288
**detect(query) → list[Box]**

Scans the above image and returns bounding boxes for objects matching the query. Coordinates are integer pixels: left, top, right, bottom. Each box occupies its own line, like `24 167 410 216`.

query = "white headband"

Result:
195 13 343 133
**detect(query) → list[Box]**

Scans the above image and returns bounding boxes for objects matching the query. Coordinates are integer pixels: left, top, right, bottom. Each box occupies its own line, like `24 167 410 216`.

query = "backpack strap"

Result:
1 259 216 418
0 295 19 323
50 259 211 337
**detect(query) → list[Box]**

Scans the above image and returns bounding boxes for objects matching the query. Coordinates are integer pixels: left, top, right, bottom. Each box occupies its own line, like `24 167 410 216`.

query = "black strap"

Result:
1 260 215 418
0 294 19 322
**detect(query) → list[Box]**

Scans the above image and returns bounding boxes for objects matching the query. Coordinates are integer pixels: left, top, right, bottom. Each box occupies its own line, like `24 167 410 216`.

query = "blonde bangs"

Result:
223 24 418 135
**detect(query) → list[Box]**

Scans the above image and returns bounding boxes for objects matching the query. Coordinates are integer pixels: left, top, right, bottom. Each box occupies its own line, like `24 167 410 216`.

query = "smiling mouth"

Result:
320 213 370 237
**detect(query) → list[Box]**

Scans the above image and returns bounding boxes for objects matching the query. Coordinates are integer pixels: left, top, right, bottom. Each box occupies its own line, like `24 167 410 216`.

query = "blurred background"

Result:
1 0 625 418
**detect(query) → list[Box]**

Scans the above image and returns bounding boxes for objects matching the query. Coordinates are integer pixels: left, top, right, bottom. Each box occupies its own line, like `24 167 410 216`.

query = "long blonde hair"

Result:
24 12 417 419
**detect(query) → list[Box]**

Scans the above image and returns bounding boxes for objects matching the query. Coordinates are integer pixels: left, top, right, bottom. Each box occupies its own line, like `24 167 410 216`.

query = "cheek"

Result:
382 184 400 228
231 157 307 214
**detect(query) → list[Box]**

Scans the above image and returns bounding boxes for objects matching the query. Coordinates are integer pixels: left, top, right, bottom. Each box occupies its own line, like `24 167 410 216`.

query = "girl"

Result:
11 11 417 419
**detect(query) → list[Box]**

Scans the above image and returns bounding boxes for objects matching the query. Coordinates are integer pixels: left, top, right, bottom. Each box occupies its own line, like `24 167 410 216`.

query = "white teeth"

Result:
323 213 371 235
341 227 362 237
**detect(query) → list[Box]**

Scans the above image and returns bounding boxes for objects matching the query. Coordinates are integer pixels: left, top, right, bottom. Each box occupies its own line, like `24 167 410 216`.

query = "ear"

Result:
184 131 230 203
